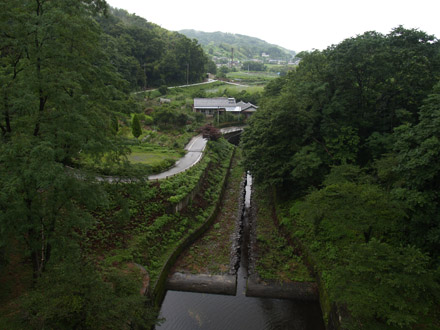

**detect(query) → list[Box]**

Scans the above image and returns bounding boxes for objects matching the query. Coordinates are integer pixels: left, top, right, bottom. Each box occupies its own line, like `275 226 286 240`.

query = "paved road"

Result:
148 134 208 180
148 127 245 180
134 79 219 94
168 79 218 89
133 79 249 95
92 127 245 182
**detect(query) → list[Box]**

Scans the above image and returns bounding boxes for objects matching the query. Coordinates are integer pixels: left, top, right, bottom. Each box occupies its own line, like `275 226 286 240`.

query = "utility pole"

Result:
186 62 189 85
143 63 147 90
231 47 234 68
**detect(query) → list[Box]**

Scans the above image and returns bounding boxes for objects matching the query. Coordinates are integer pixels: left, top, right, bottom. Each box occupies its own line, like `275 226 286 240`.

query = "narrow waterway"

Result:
156 173 325 330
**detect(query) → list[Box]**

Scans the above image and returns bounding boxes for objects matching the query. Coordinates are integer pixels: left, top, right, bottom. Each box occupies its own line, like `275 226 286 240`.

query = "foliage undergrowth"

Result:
172 149 244 275
253 185 314 282
89 138 234 289
275 168 440 329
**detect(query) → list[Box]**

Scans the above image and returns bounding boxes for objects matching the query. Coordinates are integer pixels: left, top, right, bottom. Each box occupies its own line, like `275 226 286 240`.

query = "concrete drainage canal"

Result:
156 173 325 330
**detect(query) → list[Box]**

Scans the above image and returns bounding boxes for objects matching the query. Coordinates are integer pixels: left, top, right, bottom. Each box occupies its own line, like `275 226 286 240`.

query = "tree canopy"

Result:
0 1 157 326
242 27 440 188
98 8 208 89
242 26 440 328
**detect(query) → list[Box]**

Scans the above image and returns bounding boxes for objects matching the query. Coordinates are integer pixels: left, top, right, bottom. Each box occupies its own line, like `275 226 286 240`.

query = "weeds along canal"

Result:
156 172 324 330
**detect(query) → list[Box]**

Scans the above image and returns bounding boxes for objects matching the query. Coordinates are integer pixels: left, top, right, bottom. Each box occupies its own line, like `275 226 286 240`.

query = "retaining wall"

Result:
168 168 208 214
166 273 236 295
150 147 236 306
272 188 342 330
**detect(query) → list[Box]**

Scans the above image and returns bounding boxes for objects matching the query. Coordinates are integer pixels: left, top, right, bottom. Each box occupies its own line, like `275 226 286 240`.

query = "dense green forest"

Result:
242 26 440 328
98 9 210 89
180 29 296 61
0 0 215 327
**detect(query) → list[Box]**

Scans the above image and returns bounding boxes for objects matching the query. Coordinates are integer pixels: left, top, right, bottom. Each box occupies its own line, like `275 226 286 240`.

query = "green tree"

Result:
132 114 142 138
0 0 124 279
97 8 208 89
328 240 439 329
242 27 440 187
242 51 330 188
112 116 119 133
392 82 440 256
20 256 156 329
217 66 229 79
241 26 440 329
206 59 217 74
158 85 168 95
298 166 404 244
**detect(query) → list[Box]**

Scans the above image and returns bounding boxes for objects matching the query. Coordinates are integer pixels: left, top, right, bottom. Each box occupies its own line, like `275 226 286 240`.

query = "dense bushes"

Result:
19 258 155 329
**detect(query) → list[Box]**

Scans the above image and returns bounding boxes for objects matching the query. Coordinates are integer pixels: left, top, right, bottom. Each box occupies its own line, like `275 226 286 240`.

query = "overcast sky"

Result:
105 0 440 52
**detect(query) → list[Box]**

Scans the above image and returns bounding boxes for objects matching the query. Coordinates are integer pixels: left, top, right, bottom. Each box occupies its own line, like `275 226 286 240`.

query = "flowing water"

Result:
156 174 325 330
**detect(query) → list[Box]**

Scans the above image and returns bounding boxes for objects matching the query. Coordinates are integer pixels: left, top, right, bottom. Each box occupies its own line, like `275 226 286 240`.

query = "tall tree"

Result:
393 82 440 256
132 114 142 138
0 0 123 278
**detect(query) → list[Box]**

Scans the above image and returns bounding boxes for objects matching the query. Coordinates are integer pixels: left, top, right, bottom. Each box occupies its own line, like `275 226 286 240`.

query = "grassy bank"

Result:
251 185 314 283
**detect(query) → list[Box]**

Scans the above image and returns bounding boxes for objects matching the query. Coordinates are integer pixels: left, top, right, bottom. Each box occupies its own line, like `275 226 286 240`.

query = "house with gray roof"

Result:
193 97 257 117
236 101 258 118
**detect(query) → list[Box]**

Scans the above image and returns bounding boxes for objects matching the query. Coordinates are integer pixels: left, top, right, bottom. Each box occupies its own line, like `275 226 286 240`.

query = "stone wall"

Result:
168 168 208 214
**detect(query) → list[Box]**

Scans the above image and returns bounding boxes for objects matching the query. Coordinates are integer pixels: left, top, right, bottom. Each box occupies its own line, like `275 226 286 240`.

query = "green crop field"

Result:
127 145 181 166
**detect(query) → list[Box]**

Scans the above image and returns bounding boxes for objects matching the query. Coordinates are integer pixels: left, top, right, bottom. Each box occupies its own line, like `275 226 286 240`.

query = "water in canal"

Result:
156 174 325 330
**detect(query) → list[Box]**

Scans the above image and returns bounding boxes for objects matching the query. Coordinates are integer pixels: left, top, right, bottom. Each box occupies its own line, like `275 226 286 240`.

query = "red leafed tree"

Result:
200 124 221 141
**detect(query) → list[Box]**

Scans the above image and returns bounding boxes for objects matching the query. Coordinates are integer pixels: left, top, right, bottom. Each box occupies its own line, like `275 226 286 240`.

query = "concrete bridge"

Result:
221 126 245 145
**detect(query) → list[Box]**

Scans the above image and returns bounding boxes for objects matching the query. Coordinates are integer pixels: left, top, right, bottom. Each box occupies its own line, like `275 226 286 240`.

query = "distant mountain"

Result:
179 29 295 62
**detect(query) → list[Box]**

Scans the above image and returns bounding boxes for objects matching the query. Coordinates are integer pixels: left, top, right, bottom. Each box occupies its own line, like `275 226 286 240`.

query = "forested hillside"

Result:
98 9 209 89
242 26 440 329
0 1 211 327
180 29 295 61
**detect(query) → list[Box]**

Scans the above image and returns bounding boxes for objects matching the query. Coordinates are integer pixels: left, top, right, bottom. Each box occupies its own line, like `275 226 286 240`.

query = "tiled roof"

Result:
194 97 236 108
236 101 258 111
194 98 258 112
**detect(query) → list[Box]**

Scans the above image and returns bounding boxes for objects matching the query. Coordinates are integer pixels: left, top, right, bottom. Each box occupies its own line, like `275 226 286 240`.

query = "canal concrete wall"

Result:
246 274 318 301
229 175 247 275
150 147 236 306
245 183 320 302
271 188 342 330
166 273 236 295
164 173 247 296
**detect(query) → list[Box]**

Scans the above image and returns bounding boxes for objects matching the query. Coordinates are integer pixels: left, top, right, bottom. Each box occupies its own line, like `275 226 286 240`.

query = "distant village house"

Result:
193 97 258 118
